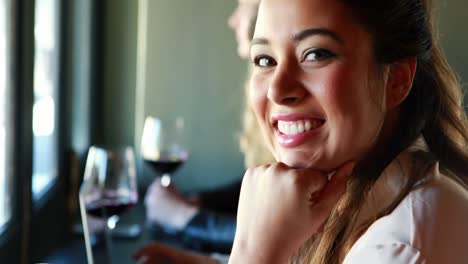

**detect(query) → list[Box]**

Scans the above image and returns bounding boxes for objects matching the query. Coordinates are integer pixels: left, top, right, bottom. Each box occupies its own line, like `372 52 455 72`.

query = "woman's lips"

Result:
272 117 326 147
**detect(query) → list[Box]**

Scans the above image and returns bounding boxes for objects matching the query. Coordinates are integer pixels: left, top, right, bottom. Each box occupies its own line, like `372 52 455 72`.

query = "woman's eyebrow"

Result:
293 28 344 45
251 28 344 48
251 37 269 47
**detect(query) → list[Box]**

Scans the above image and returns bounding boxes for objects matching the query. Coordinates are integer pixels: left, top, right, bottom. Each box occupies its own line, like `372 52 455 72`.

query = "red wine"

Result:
144 159 186 174
86 198 136 218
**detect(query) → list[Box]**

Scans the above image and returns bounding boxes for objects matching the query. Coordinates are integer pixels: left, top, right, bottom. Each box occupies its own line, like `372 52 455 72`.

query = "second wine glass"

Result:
79 146 138 264
141 116 189 187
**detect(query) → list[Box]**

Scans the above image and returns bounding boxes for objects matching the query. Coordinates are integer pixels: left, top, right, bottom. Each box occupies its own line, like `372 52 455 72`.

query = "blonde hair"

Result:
240 73 275 168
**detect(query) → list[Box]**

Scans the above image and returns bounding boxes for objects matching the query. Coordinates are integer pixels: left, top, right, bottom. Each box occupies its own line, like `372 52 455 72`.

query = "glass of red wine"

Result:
141 116 188 187
79 146 138 264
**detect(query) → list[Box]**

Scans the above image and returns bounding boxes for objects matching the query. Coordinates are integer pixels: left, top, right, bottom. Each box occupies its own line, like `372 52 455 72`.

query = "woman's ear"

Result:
385 58 417 109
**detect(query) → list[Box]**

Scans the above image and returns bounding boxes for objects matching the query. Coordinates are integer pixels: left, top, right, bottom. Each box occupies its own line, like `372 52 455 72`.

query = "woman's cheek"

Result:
249 75 268 113
249 74 276 150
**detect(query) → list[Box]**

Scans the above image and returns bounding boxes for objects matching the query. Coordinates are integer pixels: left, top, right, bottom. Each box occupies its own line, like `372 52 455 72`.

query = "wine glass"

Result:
79 146 138 264
140 116 188 187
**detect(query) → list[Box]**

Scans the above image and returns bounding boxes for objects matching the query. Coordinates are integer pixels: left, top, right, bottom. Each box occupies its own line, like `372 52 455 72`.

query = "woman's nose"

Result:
267 65 306 105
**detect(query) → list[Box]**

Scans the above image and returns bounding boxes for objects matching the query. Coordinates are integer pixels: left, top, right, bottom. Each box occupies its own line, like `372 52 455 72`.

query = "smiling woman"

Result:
249 0 389 171
229 0 468 263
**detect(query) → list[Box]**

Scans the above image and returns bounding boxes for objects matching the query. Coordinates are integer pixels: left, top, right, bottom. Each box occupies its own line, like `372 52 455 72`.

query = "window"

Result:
0 0 67 260
0 0 13 231
32 0 60 200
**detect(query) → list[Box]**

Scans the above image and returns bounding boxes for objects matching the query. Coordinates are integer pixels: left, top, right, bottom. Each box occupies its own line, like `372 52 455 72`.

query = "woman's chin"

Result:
277 154 336 172
278 157 320 170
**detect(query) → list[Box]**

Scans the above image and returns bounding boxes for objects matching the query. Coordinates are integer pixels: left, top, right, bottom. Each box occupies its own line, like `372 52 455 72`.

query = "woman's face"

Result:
228 0 259 59
250 0 388 171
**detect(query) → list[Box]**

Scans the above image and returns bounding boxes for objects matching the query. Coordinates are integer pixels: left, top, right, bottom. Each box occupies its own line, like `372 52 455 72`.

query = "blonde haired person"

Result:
230 0 468 263
135 0 272 262
240 78 274 168
232 0 274 168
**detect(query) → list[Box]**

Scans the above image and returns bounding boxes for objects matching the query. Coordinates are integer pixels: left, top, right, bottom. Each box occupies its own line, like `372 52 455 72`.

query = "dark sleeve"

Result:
182 209 236 254
197 180 242 214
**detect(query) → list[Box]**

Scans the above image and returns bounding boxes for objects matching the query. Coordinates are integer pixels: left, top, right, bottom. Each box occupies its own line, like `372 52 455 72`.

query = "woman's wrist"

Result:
174 203 199 229
229 252 288 264
229 241 289 264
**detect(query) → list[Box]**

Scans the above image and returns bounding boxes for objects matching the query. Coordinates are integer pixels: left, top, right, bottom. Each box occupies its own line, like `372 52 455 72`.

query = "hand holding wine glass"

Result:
141 116 189 187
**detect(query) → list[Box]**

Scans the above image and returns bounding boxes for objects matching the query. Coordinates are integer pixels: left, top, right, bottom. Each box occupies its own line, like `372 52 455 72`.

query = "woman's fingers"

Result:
133 242 219 264
132 243 174 262
313 161 355 220
132 243 157 260
293 167 328 195
231 161 355 262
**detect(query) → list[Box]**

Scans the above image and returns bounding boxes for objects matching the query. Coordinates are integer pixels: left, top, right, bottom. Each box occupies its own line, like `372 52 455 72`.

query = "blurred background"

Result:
0 0 466 263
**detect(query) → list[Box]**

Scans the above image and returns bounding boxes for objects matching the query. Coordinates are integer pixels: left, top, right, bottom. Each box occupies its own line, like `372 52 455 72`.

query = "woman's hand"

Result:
133 242 219 264
144 179 199 230
229 161 354 264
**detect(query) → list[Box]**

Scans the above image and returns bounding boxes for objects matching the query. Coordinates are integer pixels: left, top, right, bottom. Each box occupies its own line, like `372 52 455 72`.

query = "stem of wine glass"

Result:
102 208 113 264
79 195 94 264
160 173 172 187
107 215 120 229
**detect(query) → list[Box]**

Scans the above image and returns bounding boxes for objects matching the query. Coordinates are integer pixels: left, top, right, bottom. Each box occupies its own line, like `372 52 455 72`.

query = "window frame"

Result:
0 0 69 262
31 0 62 207
30 0 70 261
0 0 15 235
0 0 34 262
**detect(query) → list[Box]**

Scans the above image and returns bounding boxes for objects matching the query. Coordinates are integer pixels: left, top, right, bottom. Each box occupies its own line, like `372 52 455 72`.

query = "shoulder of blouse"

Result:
343 162 468 264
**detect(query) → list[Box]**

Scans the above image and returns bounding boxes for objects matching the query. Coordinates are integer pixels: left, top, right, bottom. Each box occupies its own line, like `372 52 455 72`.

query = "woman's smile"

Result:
271 113 326 147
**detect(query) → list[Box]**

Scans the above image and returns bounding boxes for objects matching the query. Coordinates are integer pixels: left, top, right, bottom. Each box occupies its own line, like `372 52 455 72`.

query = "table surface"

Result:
43 202 183 264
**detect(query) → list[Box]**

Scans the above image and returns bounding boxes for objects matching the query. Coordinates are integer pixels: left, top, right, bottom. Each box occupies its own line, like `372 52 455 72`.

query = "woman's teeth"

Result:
277 119 323 135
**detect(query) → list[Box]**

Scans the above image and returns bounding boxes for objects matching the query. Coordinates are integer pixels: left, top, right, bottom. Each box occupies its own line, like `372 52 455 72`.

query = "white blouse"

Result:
343 138 468 264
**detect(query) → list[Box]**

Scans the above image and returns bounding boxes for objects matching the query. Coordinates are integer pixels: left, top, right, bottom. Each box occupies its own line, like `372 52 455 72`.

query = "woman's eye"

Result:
303 49 336 62
253 56 277 68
